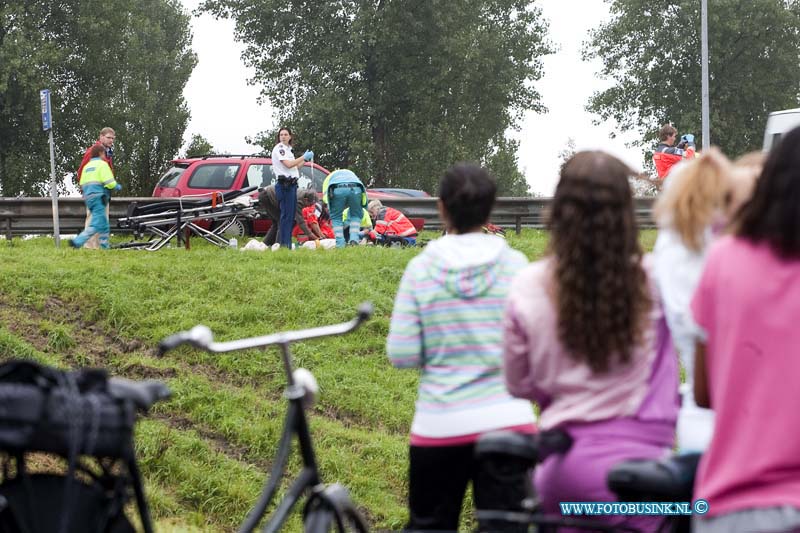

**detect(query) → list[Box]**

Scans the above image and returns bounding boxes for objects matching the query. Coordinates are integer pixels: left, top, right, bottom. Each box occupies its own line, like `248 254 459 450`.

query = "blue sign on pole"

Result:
40 89 52 131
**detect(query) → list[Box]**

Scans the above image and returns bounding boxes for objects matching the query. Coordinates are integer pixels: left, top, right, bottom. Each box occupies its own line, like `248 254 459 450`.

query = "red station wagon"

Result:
152 155 427 236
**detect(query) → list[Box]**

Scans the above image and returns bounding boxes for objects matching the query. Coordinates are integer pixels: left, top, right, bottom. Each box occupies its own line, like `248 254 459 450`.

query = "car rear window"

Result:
187 164 241 189
156 165 188 188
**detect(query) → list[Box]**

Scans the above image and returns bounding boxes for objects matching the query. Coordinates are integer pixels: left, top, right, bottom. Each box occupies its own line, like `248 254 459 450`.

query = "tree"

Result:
584 0 800 167
200 0 553 193
557 137 577 171
185 134 216 158
486 138 530 197
0 0 196 196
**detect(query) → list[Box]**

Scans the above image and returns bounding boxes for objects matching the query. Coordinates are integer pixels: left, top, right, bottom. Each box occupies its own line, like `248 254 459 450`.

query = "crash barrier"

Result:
0 196 656 239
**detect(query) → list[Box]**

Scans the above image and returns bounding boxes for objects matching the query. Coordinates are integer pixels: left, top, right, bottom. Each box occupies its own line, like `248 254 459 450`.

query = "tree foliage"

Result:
486 138 531 197
585 0 800 165
0 0 196 196
557 137 577 171
185 134 216 158
200 0 553 193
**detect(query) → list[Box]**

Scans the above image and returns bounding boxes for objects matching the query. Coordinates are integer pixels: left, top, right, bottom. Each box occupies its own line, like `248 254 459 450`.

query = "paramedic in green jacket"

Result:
322 169 367 248
69 144 121 249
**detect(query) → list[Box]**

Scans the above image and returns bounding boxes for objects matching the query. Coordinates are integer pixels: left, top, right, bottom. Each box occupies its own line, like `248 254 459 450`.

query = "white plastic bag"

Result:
300 239 336 250
240 239 268 252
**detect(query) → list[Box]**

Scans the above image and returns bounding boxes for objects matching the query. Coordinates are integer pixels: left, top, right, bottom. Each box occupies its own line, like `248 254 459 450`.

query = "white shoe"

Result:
271 243 281 252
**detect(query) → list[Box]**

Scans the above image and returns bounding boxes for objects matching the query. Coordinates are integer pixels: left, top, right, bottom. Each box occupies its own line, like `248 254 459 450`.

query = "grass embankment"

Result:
0 229 655 532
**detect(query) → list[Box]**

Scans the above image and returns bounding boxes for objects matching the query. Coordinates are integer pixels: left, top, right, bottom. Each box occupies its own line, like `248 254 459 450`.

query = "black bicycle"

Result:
158 303 373 533
474 430 697 533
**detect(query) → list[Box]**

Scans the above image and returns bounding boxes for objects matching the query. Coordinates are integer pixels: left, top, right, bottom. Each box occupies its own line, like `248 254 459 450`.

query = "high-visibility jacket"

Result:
372 207 417 238
76 142 114 186
292 204 336 239
79 158 117 190
322 169 366 206
342 208 372 228
653 143 696 179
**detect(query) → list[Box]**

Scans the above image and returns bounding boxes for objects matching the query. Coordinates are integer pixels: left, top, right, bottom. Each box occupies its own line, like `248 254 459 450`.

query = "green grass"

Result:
0 229 657 531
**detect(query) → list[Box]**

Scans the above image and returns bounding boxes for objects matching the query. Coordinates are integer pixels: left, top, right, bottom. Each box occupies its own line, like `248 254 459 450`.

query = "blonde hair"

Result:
99 127 115 136
367 200 382 212
654 147 733 252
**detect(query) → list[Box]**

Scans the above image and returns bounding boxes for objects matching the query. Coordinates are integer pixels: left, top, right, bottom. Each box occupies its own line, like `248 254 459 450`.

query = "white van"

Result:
763 108 800 151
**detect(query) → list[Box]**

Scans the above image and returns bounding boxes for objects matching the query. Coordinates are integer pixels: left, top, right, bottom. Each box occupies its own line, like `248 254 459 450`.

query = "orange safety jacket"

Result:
653 143 696 179
372 207 417 238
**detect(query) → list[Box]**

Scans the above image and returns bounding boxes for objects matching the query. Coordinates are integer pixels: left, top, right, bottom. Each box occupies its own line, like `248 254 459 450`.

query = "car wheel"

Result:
214 218 250 237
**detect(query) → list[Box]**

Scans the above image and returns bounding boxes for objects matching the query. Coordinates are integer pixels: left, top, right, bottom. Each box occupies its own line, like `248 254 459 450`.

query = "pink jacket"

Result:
503 257 678 430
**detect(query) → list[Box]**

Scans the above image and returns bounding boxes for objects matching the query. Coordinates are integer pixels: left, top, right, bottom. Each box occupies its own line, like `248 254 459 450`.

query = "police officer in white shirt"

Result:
272 127 313 249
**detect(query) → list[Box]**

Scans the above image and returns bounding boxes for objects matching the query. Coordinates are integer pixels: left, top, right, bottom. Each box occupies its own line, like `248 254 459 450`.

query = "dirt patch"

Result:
152 413 269 470
123 362 178 380
0 296 261 388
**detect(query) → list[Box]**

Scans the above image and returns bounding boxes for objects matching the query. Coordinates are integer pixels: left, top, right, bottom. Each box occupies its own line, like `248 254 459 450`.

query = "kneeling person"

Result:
367 200 417 246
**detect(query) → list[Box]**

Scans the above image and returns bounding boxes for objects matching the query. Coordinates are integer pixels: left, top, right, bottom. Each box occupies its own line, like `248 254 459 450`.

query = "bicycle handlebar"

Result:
158 302 374 356
108 377 172 412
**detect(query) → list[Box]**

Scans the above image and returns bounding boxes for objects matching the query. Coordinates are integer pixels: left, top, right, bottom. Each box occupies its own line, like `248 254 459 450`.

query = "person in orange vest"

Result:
653 124 696 179
366 200 418 246
291 189 334 242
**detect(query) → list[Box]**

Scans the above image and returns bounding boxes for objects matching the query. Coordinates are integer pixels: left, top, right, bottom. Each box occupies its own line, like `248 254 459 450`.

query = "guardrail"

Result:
0 196 656 239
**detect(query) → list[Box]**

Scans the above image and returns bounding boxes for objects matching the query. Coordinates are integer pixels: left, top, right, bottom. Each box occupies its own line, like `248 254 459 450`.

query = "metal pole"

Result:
49 128 60 247
701 0 710 149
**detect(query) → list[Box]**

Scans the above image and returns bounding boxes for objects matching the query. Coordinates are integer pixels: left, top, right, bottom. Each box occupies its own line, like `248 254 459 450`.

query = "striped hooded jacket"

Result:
386 233 536 442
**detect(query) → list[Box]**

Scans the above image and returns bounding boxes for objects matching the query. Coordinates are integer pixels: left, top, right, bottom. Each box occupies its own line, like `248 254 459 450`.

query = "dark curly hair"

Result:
734 125 800 258
549 151 652 373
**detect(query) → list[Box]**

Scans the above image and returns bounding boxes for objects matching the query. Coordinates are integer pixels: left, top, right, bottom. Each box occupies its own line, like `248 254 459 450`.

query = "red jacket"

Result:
293 204 335 239
372 207 417 238
653 143 695 179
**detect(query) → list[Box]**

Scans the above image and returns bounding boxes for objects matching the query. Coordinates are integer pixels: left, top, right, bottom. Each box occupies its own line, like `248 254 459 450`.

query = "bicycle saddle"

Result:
607 453 700 502
476 429 572 464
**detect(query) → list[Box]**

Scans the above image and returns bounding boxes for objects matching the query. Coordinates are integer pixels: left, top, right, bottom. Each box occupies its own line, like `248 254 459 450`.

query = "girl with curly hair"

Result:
502 151 679 532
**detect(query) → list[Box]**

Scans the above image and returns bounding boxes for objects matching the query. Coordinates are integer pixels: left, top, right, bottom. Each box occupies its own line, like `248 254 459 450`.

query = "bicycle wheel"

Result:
303 489 369 533
304 507 368 533
303 505 336 533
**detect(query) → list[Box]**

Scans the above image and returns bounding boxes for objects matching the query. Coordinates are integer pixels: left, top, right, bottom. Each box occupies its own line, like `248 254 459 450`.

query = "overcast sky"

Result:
181 0 643 196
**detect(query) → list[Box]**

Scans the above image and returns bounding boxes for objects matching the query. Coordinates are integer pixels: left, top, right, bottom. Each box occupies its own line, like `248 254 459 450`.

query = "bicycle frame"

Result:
159 304 373 532
239 374 321 533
